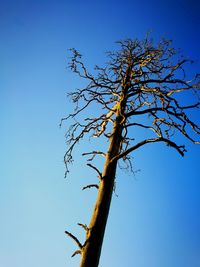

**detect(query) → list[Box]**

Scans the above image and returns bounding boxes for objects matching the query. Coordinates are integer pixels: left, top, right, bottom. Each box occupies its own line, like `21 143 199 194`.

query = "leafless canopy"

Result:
62 37 200 175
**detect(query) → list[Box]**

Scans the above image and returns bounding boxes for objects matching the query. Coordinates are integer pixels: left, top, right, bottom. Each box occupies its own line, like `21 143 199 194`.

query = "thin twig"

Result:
77 223 89 232
71 250 82 258
87 163 103 180
82 184 99 190
64 230 83 249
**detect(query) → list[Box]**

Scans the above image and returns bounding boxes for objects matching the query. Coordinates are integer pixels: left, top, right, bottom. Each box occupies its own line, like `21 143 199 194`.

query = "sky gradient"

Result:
1 0 200 266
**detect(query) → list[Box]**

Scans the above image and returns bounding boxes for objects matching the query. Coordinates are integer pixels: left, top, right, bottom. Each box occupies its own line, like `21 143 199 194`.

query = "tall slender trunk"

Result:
80 67 130 267
80 117 123 267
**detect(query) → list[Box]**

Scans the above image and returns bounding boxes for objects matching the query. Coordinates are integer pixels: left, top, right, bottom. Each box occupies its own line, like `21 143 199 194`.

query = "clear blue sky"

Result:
1 0 200 266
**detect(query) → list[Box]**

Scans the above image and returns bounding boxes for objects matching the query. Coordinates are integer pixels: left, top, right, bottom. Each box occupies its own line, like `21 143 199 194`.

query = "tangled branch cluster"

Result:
62 37 200 176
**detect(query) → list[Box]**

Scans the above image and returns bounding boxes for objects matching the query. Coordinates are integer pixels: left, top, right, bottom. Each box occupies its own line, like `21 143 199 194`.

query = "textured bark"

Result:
79 162 116 267
79 88 128 266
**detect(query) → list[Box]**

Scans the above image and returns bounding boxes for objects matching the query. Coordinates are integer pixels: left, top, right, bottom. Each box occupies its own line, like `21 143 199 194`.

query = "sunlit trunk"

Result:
80 117 123 267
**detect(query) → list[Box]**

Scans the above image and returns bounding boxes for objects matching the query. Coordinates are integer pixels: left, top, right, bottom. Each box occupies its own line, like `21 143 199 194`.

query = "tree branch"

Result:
82 184 99 190
82 151 106 161
71 250 82 258
126 101 200 118
64 230 83 250
77 223 89 232
87 163 103 180
111 137 186 163
63 37 200 177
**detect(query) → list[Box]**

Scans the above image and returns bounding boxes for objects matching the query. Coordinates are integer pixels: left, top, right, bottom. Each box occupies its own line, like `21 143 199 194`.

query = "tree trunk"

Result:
80 116 123 267
79 67 130 266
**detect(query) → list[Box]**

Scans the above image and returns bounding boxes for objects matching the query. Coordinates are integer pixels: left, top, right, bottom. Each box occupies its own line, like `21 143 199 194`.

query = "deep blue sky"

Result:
1 0 200 267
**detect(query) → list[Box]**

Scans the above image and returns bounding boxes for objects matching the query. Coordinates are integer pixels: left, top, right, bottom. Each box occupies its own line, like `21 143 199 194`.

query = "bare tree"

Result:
61 37 200 267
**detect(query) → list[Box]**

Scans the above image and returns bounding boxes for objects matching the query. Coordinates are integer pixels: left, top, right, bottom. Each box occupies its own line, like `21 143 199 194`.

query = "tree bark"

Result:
79 66 130 267
80 117 123 267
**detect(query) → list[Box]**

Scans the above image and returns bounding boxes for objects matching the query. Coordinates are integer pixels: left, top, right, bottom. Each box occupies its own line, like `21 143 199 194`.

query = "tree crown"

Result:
62 37 200 175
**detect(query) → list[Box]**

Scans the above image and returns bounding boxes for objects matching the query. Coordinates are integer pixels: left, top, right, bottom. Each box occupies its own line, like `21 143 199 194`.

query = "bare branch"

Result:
62 36 200 176
111 137 186 163
82 151 106 161
126 102 200 118
82 151 106 157
82 184 99 190
77 223 89 232
65 230 83 249
87 163 103 180
71 250 82 258
125 122 160 136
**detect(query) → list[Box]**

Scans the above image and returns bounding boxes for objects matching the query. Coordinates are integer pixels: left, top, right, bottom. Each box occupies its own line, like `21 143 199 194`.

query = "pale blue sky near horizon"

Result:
1 0 200 266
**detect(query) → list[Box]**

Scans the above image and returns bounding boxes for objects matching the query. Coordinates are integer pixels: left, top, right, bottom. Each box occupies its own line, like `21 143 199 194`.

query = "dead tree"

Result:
61 37 200 267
